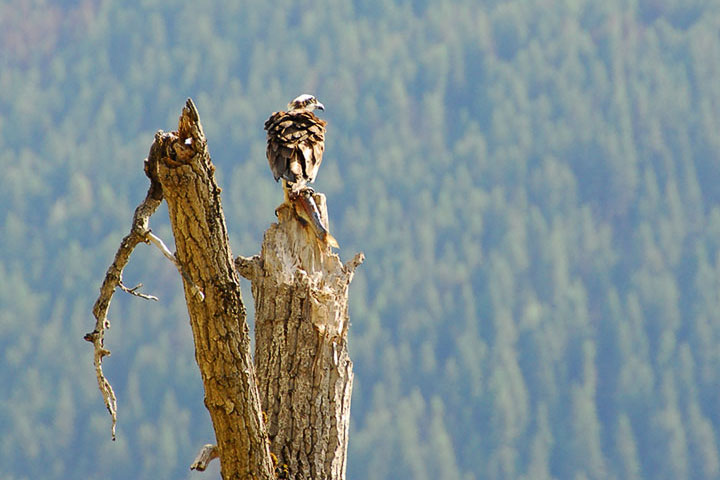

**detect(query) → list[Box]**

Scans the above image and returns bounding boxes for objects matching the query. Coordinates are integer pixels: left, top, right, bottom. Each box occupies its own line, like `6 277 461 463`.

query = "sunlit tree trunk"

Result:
138 101 274 479
237 197 363 480
155 101 275 479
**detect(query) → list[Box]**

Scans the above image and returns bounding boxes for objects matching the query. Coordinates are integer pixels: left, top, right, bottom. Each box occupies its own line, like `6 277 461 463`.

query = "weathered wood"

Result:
190 444 220 472
237 194 363 480
88 98 360 479
156 100 274 480
85 135 166 440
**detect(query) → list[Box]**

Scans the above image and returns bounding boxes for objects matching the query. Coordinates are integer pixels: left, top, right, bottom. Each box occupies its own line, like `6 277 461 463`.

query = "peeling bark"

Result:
237 195 363 480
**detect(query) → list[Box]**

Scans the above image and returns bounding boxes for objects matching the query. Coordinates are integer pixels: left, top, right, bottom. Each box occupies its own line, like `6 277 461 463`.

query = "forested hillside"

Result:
2 0 720 479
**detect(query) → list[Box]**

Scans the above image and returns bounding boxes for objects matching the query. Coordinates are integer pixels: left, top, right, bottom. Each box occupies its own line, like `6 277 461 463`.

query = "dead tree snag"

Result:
87 98 362 480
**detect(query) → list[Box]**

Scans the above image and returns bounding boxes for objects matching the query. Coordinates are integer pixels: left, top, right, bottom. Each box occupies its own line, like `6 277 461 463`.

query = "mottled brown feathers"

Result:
264 110 327 186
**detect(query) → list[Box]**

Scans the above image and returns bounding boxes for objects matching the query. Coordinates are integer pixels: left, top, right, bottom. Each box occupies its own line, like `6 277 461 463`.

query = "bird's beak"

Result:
315 102 325 111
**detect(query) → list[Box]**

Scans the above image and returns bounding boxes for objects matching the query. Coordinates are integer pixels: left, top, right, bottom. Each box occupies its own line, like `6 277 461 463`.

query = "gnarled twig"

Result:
84 132 168 439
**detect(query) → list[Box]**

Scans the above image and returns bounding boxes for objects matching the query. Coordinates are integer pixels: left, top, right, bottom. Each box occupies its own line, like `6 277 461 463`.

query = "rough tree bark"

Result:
156 101 275 479
237 198 364 480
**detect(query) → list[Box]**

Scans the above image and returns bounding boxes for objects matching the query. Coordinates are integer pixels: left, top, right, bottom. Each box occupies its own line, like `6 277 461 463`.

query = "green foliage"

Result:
1 0 720 478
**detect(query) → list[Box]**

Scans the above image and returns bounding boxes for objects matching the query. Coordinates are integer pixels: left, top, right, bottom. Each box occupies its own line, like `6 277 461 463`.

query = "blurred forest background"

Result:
2 0 720 479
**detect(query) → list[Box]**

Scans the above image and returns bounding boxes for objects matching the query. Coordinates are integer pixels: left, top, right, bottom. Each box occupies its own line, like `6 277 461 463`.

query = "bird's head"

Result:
288 94 324 113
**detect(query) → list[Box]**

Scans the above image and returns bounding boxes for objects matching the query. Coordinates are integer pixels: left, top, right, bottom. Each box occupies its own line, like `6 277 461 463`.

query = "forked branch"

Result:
84 131 175 439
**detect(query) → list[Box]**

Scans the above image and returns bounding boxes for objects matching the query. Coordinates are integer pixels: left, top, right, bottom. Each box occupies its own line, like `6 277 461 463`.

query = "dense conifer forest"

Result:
1 0 720 478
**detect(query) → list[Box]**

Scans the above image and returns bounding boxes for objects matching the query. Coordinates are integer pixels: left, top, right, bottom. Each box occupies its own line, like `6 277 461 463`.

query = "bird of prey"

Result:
265 94 337 248
264 94 327 197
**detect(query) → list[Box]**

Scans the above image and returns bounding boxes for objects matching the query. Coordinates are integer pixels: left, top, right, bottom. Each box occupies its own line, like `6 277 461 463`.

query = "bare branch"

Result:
147 231 205 301
145 230 177 263
344 252 365 275
84 132 168 439
85 204 160 439
82 328 117 439
118 280 159 301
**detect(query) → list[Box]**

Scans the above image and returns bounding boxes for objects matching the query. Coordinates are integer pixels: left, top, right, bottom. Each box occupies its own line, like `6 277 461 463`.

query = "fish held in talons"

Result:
290 188 339 249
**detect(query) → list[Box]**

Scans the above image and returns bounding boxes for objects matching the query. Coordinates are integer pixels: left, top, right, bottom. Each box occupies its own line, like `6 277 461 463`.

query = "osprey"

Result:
265 94 337 248
264 94 327 195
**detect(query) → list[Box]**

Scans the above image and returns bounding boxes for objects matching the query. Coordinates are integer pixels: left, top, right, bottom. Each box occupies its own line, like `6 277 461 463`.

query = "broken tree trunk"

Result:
150 100 274 479
237 196 364 480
